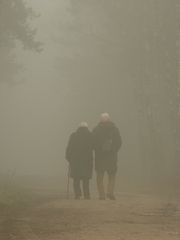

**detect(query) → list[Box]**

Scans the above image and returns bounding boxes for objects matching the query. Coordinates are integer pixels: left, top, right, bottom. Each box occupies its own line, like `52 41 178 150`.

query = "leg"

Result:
73 177 81 199
107 174 116 200
82 178 90 199
96 171 105 200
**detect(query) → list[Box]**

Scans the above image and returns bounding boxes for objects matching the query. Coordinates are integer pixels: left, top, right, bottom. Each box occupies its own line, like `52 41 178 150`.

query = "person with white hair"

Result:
92 113 122 200
65 122 93 199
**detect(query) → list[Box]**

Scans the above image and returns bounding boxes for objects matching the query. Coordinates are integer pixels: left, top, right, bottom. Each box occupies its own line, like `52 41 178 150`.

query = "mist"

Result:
1 1 180 239
0 0 179 192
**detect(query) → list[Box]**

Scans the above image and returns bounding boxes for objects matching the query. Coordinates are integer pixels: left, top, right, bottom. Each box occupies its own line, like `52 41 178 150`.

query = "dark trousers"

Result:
73 177 90 199
96 172 116 199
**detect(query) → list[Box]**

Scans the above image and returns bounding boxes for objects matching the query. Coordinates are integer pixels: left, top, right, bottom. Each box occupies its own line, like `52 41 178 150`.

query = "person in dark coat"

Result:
65 122 93 199
93 113 122 200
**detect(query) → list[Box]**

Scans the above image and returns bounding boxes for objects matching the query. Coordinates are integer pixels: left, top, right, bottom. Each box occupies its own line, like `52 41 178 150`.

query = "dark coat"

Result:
92 121 122 174
65 127 93 179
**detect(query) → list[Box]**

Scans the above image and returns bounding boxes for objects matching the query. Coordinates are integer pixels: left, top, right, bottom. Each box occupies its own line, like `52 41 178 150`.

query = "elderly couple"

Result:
65 113 122 200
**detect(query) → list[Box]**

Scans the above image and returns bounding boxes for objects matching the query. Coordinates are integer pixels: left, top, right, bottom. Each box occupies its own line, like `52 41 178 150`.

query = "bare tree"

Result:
56 0 179 188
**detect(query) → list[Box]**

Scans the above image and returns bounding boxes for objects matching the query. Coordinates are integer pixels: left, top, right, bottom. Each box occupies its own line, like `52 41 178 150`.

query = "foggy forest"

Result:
0 0 180 239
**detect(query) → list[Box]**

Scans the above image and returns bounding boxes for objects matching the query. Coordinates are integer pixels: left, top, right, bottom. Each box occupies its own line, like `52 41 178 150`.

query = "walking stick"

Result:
66 164 70 199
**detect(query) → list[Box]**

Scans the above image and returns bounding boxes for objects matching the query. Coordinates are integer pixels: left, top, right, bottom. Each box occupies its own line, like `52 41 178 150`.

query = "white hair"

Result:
100 112 111 122
79 122 88 128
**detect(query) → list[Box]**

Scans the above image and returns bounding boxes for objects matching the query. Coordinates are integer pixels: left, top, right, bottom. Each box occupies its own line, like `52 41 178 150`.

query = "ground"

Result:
0 191 180 240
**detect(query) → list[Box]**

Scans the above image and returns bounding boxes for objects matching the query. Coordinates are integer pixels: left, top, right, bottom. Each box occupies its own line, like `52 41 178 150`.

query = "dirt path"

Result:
1 193 180 240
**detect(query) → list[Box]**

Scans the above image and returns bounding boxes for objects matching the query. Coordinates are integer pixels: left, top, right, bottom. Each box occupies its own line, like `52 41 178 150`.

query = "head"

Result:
79 121 89 128
100 112 111 123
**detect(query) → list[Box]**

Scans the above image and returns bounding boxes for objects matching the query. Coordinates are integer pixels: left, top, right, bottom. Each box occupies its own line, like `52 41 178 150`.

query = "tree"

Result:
0 0 41 83
58 0 179 188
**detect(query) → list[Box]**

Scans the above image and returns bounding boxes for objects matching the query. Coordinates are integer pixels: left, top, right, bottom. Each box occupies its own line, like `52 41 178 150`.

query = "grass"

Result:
0 174 32 214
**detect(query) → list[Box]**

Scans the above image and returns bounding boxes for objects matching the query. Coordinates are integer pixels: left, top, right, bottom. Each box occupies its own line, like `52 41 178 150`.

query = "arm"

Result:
65 133 74 162
113 127 122 152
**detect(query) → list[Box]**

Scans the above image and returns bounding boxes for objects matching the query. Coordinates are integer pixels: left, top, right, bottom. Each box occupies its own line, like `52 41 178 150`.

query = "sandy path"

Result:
29 193 180 240
1 193 180 240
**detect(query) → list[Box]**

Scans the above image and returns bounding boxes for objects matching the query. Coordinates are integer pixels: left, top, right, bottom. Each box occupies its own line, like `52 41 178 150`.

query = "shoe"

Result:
75 196 81 200
84 196 91 200
107 193 116 200
99 196 106 200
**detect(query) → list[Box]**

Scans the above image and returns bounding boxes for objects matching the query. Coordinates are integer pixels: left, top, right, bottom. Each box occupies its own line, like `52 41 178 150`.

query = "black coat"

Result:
92 121 122 173
65 127 93 179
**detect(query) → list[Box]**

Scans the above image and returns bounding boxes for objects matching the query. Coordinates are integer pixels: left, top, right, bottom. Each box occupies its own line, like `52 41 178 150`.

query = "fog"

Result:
0 0 179 193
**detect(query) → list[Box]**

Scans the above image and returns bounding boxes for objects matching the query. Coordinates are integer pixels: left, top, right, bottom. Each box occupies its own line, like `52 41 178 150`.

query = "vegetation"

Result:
0 174 31 213
59 0 179 185
0 0 41 83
